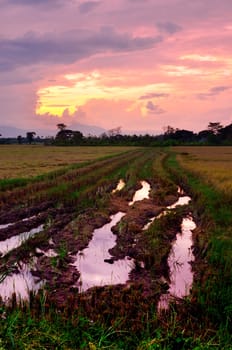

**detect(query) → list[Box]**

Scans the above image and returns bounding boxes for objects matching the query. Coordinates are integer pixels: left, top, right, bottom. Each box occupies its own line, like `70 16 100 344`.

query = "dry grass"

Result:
0 145 137 179
173 146 232 195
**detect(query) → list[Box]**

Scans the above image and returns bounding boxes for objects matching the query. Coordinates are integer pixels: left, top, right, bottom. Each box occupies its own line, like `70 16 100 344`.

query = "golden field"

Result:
174 146 232 195
0 145 136 179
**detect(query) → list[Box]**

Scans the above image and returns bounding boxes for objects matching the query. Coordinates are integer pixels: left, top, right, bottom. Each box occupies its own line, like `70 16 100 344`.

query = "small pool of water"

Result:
0 215 36 230
168 216 196 296
112 179 125 193
137 188 196 310
72 212 134 291
0 261 44 302
129 181 151 206
0 224 44 257
35 247 58 257
0 223 11 230
167 196 191 209
143 195 191 231
158 215 196 310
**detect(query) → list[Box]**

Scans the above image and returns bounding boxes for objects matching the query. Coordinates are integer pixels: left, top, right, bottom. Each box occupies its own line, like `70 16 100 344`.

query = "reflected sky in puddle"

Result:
0 261 44 302
129 181 151 206
36 247 58 258
0 223 11 230
72 212 134 291
112 179 125 193
0 215 36 230
167 216 196 297
158 215 196 310
137 189 196 310
143 195 191 231
167 196 191 209
0 225 44 257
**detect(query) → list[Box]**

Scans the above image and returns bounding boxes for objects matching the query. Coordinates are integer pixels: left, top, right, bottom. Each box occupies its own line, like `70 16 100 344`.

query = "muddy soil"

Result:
0 175 192 319
28 181 185 308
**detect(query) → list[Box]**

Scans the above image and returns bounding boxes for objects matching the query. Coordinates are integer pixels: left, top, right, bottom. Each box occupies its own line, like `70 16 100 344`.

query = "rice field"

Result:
0 145 137 179
174 146 232 195
0 145 231 349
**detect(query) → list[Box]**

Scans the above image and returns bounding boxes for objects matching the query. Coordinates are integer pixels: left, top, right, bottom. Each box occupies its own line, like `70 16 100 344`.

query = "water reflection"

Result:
158 215 196 310
35 247 58 257
0 215 36 230
143 195 191 231
129 181 151 206
167 196 191 209
168 217 196 296
72 212 134 291
137 188 196 310
0 225 44 257
0 261 44 302
112 179 125 193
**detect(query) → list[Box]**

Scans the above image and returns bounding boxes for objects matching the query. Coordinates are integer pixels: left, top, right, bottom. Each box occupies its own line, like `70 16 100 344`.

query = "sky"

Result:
1 0 232 136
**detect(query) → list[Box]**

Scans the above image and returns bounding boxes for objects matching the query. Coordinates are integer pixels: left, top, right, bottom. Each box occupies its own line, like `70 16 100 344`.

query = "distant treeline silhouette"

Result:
0 122 232 146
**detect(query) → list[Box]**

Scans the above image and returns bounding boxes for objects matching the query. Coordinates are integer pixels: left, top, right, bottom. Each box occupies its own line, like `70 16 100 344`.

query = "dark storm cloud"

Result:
139 92 169 100
196 86 231 100
0 29 163 71
146 101 165 114
156 21 182 34
78 1 101 13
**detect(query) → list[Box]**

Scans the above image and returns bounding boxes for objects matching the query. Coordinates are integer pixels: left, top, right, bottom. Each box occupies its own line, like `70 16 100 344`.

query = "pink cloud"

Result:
1 0 232 134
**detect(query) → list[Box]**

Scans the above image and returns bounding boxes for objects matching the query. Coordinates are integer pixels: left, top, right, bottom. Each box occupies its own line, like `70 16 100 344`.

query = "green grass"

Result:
1 147 232 349
165 151 232 339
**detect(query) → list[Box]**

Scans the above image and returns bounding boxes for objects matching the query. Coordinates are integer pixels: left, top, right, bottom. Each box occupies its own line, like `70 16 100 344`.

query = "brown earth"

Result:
0 180 192 320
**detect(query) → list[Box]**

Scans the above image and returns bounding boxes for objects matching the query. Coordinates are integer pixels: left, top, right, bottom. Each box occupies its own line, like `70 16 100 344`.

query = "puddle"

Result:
129 181 151 206
0 215 36 230
158 215 196 310
0 223 12 230
0 261 44 302
112 179 125 193
137 188 195 310
35 247 58 258
0 225 44 257
72 212 134 291
177 186 185 195
143 217 156 231
167 196 191 209
143 195 191 231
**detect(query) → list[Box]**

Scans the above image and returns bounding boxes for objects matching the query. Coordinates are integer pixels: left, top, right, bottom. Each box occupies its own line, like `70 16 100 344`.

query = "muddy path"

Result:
27 184 193 331
27 183 187 306
0 149 197 325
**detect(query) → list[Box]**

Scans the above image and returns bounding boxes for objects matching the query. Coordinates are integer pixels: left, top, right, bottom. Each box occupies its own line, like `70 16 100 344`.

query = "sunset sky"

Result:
1 0 232 135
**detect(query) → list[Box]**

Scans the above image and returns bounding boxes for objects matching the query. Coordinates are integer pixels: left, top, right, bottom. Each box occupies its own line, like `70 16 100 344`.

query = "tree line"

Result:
0 121 232 146
52 122 232 146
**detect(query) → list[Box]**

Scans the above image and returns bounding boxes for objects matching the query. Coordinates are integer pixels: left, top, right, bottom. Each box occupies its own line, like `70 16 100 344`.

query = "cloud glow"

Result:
36 71 172 119
1 0 231 134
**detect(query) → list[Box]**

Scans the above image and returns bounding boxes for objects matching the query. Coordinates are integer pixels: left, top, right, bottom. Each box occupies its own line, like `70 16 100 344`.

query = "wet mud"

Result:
33 181 186 307
0 169 196 318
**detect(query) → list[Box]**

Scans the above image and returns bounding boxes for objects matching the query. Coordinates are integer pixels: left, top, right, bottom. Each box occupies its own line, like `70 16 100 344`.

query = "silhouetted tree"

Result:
57 123 67 131
108 126 122 137
55 128 83 145
26 132 36 144
207 122 223 135
197 130 212 142
172 129 194 142
72 131 83 144
219 123 232 143
163 125 177 135
17 135 22 144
